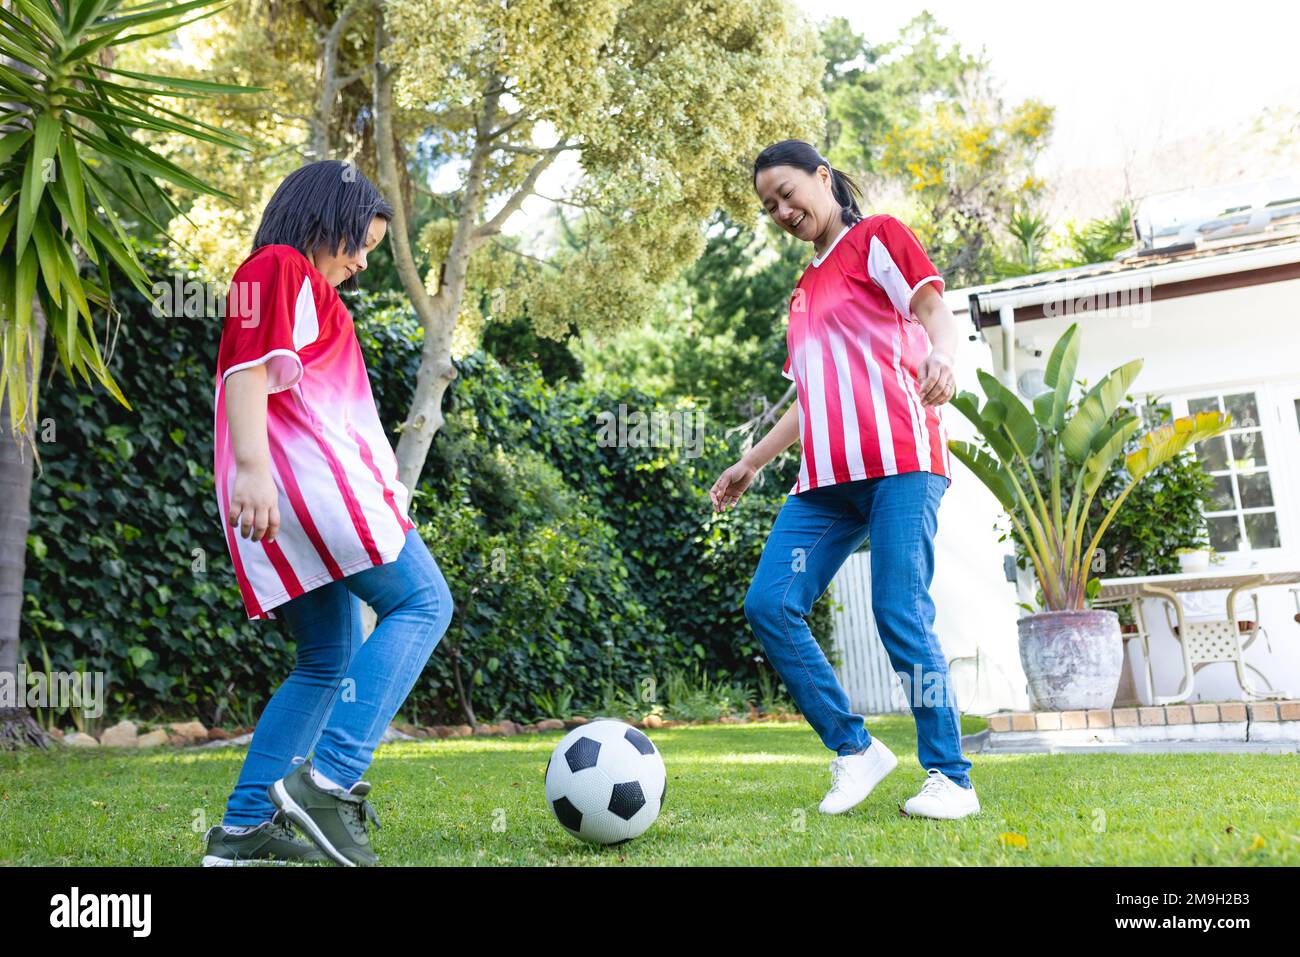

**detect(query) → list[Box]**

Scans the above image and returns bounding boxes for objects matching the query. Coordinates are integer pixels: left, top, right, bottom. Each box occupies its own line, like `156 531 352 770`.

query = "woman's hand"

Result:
710 458 758 512
917 351 956 407
229 467 280 543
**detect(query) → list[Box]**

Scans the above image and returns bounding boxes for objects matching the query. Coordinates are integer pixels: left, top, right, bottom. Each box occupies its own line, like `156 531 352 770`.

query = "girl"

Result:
202 160 454 866
710 139 978 820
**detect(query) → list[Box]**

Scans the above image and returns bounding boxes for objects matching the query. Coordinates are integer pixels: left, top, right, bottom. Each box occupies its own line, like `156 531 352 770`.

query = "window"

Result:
1185 391 1280 552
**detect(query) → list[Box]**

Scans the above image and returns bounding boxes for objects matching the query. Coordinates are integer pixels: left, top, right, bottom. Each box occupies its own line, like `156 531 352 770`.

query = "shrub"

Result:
24 250 836 728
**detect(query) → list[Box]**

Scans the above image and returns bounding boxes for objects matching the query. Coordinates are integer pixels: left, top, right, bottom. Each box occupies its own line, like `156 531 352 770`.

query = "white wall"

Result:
1002 277 1300 392
930 332 1030 714
980 276 1300 703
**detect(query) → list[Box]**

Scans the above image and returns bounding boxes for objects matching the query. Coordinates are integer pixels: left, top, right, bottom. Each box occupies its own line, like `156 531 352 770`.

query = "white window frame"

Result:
1158 382 1294 569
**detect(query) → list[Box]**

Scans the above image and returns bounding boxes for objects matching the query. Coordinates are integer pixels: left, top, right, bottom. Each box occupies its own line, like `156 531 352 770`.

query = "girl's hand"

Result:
918 351 956 406
229 467 280 543
710 459 757 512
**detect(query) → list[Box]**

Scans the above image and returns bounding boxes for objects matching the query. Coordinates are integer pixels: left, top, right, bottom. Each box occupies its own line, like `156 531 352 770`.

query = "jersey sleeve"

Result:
782 353 794 381
217 248 311 393
865 215 945 323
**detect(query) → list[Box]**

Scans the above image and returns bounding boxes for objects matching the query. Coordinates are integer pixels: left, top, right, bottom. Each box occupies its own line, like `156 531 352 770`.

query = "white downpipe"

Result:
999 305 1016 390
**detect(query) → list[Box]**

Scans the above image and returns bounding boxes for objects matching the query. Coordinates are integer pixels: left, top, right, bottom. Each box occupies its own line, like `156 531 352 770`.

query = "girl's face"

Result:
313 215 388 286
754 164 837 244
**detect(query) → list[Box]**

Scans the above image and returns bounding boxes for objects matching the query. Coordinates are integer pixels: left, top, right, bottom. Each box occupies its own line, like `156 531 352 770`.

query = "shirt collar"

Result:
810 219 858 268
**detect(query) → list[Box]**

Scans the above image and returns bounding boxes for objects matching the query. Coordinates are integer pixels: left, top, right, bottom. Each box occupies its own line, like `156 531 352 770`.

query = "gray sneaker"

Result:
268 758 382 867
200 809 329 866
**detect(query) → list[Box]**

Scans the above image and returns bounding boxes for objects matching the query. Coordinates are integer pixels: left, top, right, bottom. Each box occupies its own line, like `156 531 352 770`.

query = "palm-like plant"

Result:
948 322 1231 611
0 0 252 747
1 0 252 429
1006 207 1051 274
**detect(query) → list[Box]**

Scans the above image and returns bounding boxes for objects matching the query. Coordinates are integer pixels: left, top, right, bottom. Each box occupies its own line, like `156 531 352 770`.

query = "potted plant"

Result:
1175 546 1213 573
949 323 1231 711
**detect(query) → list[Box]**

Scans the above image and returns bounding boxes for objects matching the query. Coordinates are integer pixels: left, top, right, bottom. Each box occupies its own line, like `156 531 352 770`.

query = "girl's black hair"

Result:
752 139 864 228
252 159 394 291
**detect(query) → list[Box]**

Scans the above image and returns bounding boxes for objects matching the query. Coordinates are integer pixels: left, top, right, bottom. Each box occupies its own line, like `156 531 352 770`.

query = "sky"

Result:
464 0 1300 239
797 0 1300 218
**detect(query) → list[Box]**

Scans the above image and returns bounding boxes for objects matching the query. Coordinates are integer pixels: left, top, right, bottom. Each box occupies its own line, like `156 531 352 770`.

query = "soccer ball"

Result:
544 719 667 845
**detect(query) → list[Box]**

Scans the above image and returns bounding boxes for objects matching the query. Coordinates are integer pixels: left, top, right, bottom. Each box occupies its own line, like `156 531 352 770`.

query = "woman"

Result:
710 139 978 820
202 161 454 866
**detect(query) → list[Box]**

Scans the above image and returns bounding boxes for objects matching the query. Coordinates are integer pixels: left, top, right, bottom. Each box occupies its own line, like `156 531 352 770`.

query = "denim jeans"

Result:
222 527 454 825
743 471 972 788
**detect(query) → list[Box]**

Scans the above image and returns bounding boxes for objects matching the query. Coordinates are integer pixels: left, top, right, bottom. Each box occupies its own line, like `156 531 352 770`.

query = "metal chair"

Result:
1156 586 1285 702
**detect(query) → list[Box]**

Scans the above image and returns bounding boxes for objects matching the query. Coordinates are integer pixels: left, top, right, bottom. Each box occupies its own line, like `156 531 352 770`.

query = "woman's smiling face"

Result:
754 164 836 243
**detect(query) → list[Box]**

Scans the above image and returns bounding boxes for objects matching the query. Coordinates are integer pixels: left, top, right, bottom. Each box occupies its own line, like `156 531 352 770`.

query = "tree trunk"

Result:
449 647 476 727
310 0 366 161
0 299 48 751
372 12 468 493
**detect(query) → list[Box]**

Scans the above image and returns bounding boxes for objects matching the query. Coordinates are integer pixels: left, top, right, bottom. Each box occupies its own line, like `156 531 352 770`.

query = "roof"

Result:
945 227 1300 326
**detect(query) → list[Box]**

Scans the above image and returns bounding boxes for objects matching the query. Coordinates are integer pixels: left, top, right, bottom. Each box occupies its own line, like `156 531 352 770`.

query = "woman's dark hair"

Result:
752 139 864 227
252 159 394 291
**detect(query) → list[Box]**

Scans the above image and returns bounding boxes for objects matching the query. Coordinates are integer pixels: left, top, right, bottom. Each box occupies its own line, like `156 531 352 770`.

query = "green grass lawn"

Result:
3 716 1297 865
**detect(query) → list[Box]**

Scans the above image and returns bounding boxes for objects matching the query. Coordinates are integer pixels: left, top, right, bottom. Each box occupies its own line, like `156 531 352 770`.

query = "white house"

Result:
830 176 1300 715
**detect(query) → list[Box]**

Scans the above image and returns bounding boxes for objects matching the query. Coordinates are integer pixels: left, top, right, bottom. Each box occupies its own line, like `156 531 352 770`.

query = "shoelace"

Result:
828 757 851 792
262 810 307 844
342 795 382 842
918 771 950 798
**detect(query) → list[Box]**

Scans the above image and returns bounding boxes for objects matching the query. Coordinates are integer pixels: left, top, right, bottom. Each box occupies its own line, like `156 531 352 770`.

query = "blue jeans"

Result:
222 527 454 825
743 471 972 788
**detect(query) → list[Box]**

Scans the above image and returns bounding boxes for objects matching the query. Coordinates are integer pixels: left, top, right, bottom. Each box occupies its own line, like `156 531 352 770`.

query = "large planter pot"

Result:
1017 609 1123 712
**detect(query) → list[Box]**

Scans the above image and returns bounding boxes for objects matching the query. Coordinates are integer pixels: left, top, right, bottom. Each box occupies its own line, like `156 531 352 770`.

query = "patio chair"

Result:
1156 585 1285 702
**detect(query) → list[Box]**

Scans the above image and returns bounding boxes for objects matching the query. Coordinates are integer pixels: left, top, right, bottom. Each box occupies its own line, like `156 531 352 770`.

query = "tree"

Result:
370 0 825 490
0 0 249 748
141 0 826 493
111 1 372 280
573 212 806 430
576 13 1060 443
1058 201 1134 267
825 13 1055 287
999 207 1052 276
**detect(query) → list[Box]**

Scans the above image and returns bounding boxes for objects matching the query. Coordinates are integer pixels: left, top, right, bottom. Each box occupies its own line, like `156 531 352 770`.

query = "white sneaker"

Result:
818 738 898 815
902 768 980 820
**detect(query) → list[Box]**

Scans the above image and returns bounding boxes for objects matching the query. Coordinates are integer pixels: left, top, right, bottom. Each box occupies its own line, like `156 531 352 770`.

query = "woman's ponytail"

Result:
829 167 864 227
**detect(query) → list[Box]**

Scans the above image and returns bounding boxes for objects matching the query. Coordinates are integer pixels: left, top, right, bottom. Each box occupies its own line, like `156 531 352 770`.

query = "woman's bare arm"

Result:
709 400 800 512
912 283 961 406
742 401 800 471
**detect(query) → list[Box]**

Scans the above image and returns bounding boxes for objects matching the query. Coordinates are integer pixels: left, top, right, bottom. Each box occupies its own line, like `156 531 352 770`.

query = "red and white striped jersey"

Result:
213 244 415 621
781 214 952 495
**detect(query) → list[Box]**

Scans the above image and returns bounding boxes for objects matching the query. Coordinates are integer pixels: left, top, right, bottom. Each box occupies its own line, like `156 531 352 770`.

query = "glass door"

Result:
1168 384 1296 570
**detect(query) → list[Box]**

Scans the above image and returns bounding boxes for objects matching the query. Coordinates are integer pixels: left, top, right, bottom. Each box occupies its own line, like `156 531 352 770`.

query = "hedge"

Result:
23 250 833 728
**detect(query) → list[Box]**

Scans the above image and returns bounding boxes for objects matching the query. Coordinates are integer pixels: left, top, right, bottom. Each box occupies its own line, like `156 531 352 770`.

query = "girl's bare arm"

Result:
224 364 280 543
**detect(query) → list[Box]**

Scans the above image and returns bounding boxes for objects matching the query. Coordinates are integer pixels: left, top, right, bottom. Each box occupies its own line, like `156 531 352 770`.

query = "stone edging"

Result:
987 700 1300 733
978 700 1300 752
44 710 808 750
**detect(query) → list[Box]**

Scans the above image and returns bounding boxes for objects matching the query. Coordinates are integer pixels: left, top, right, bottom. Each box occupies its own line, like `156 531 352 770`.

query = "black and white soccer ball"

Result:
544 719 666 845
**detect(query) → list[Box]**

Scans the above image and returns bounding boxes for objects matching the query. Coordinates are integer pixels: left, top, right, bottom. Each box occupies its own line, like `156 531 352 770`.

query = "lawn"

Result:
2 716 1297 866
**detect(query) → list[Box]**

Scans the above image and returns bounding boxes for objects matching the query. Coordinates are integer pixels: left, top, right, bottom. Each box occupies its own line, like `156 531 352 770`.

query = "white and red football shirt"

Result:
212 244 415 621
781 213 952 495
